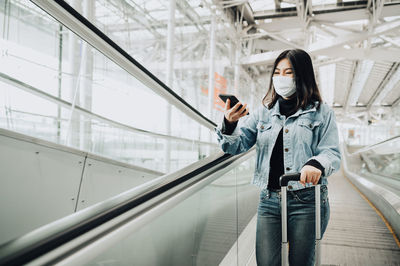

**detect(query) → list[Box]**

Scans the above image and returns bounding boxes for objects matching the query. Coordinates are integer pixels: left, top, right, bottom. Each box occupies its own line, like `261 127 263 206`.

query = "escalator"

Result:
0 1 260 265
2 1 399 265
0 146 258 265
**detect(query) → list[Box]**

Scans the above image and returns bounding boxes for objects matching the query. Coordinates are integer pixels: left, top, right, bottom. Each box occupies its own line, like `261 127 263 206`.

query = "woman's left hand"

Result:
300 165 322 186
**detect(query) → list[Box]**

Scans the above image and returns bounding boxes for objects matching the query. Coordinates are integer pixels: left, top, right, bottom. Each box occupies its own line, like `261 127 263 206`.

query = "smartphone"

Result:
218 94 249 115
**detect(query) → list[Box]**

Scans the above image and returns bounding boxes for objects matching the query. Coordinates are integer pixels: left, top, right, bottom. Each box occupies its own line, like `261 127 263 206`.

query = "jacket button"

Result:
288 185 293 189
284 148 289 152
261 126 264 130
285 129 289 133
309 124 312 128
286 167 291 171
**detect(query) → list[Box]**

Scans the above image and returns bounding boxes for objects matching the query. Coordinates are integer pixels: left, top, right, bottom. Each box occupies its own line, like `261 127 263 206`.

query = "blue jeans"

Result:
255 186 330 266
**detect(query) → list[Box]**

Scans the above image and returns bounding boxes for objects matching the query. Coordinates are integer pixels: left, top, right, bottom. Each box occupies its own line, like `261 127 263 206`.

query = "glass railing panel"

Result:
359 137 400 179
60 0 259 123
338 122 400 146
85 155 257 266
237 158 260 264
0 80 218 173
0 0 217 160
0 0 221 246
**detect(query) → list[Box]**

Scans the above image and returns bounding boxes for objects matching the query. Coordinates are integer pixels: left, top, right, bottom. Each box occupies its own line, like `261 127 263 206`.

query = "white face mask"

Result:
272 76 296 98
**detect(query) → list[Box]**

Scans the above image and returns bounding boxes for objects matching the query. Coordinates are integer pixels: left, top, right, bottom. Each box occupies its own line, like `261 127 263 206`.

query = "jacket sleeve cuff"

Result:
221 117 238 135
304 159 325 176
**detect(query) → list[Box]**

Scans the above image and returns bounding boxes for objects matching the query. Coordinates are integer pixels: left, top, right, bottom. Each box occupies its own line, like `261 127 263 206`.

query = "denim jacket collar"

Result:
271 100 318 119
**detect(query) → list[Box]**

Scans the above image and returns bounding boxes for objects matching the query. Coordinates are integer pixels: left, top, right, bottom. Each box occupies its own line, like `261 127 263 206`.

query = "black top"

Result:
221 95 324 189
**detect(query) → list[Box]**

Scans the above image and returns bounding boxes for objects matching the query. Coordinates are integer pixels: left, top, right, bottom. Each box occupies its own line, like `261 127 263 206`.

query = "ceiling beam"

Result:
313 57 346 67
176 0 206 32
392 96 400 107
371 63 400 106
313 20 362 34
366 62 398 109
106 0 164 38
343 61 358 111
242 19 400 65
252 38 293 50
379 35 400 49
257 17 303 32
312 22 338 37
318 47 400 62
106 17 211 32
253 2 400 20
241 46 400 66
345 60 375 108
309 19 400 53
243 30 302 49
145 59 230 71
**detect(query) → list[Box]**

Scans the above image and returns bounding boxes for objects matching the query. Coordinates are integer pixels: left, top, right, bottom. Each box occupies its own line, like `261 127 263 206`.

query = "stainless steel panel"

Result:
0 134 84 245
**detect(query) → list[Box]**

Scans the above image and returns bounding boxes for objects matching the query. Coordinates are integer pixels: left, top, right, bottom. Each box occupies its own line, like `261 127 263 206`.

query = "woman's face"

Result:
273 58 294 78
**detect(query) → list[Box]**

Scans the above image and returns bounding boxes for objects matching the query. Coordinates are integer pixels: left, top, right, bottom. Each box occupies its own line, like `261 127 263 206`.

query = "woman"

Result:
214 49 341 266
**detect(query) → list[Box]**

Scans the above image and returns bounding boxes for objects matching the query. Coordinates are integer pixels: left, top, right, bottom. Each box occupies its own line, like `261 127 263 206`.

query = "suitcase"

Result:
279 173 322 266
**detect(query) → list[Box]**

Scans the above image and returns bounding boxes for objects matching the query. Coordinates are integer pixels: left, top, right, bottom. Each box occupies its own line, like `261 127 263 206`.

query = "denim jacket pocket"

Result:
298 119 322 131
297 119 322 146
257 122 272 146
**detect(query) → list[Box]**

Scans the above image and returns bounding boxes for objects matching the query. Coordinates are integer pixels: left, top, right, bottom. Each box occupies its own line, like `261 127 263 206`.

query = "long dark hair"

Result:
262 49 322 110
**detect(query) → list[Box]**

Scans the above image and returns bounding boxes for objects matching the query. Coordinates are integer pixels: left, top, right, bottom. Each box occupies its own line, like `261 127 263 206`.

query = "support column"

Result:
165 0 175 173
208 14 216 146
57 25 63 144
208 14 216 120
250 80 256 108
80 0 94 152
66 0 82 148
234 44 240 96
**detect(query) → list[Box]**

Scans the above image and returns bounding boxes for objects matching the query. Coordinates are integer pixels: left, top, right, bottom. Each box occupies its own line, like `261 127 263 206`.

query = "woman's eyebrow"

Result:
274 67 293 71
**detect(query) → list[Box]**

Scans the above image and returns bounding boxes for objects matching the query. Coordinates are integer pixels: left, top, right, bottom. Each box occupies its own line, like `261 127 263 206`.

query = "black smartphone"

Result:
218 94 249 115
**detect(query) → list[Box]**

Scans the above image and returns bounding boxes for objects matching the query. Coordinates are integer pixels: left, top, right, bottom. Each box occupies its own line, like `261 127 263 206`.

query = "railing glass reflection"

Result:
83 155 258 266
358 136 400 179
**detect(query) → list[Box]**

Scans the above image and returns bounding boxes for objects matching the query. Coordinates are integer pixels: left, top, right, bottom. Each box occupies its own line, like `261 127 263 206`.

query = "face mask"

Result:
272 76 296 98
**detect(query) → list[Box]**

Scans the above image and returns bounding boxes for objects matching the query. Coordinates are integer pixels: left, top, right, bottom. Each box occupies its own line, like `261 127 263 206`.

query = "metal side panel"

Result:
0 134 84 245
75 158 160 211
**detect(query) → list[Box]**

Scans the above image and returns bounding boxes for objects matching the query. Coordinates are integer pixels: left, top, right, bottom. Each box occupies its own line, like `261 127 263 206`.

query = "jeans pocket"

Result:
293 185 328 204
260 189 269 201
293 189 314 204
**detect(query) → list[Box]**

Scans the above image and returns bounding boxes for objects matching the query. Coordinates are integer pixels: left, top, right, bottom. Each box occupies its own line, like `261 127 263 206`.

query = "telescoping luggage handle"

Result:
279 173 322 266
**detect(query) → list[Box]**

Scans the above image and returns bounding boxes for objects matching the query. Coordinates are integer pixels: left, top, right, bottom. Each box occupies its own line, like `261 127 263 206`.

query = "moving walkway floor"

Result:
244 170 400 266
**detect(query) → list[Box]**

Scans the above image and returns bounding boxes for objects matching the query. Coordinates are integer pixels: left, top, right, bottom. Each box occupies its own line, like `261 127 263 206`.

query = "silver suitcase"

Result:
279 173 322 266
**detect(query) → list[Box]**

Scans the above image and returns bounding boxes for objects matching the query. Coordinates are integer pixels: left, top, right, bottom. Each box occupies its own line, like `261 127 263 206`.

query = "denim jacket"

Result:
214 101 341 191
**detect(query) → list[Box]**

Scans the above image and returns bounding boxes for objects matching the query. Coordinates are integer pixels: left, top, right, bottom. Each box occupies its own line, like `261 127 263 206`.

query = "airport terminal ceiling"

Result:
1 0 400 144
49 1 400 119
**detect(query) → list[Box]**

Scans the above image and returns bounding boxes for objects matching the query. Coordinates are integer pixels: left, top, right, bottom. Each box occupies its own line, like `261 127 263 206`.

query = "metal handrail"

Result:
348 135 400 155
0 127 164 175
0 72 217 147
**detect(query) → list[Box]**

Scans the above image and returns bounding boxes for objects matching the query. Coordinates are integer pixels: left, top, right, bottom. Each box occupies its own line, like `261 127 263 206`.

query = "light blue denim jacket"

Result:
214 101 341 191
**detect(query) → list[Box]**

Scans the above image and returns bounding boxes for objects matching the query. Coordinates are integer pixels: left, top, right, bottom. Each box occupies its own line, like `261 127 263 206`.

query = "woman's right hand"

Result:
224 98 249 123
